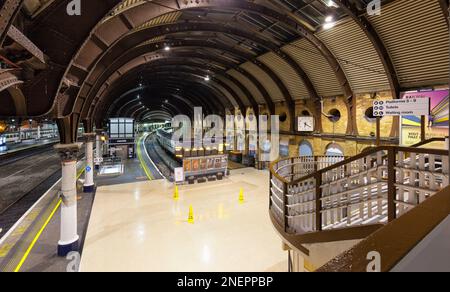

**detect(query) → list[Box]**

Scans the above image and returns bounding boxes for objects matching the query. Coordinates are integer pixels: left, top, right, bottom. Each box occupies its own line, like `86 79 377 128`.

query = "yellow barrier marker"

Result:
239 188 245 204
188 205 195 224
173 186 180 201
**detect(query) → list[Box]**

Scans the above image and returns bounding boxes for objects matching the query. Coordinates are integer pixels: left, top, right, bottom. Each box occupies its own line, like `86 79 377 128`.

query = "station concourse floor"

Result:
80 168 287 272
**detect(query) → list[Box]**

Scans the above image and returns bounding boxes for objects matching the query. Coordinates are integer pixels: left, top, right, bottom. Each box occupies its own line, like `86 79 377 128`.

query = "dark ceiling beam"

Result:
122 100 180 118
438 0 450 25
86 58 235 119
89 59 243 120
76 21 311 126
134 68 248 114
0 0 24 46
78 40 274 118
116 97 141 116
145 84 222 114
82 38 275 117
78 27 296 121
111 87 196 116
112 71 229 111
100 76 225 120
19 0 121 121
266 0 354 133
113 92 194 118
120 54 258 113
93 73 231 124
335 0 400 99
138 110 173 121
106 86 146 118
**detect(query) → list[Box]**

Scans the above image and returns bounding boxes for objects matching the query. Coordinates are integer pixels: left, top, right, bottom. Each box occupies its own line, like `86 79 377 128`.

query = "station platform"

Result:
0 139 59 157
80 168 286 272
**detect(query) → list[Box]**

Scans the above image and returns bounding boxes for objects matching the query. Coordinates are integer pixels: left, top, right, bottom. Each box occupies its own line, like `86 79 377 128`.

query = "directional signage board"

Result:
373 98 430 117
174 167 185 183
94 157 103 164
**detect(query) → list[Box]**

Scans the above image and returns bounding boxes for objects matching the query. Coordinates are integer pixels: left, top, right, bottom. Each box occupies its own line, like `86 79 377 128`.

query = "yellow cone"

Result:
173 186 179 201
239 188 245 204
188 205 194 224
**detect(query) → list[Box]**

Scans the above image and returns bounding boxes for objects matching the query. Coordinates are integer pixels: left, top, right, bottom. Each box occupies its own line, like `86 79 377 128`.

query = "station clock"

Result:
298 117 315 132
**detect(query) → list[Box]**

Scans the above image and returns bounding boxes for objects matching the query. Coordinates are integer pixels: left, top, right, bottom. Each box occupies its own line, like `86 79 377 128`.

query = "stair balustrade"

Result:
270 147 449 237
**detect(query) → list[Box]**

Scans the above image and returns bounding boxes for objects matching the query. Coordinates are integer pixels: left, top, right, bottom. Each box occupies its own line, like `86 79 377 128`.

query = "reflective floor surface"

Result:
80 168 287 272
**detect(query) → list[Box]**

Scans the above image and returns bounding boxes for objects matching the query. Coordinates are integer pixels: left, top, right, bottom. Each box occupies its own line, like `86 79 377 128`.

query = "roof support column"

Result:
83 133 96 193
54 143 82 256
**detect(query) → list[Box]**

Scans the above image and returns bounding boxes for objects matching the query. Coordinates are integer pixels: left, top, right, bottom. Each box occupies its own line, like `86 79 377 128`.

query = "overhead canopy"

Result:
0 0 448 135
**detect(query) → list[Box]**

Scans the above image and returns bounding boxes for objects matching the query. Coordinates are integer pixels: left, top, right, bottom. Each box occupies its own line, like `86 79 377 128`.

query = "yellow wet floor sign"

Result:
188 205 194 224
239 188 245 204
174 186 179 201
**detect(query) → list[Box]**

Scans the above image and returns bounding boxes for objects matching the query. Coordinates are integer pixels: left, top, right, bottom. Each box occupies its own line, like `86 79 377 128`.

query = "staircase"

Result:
269 143 449 270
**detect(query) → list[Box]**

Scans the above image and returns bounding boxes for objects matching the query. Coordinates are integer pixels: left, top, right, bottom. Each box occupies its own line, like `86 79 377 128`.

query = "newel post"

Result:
315 171 323 231
387 148 397 222
283 182 289 233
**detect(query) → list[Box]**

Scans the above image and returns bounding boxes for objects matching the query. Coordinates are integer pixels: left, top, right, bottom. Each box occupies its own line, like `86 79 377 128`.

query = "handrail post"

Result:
283 182 289 232
314 156 318 172
291 157 295 181
387 148 397 222
269 170 273 209
315 171 322 231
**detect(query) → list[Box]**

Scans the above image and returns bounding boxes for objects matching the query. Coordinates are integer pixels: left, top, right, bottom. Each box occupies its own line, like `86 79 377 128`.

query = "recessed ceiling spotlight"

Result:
325 15 334 23
164 45 171 51
323 21 336 30
204 75 210 81
326 0 338 7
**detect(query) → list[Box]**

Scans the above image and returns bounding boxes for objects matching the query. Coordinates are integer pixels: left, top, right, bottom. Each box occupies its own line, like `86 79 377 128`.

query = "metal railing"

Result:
270 147 449 236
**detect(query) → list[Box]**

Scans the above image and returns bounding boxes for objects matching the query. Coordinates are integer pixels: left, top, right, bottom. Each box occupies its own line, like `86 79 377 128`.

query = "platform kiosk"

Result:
107 118 136 159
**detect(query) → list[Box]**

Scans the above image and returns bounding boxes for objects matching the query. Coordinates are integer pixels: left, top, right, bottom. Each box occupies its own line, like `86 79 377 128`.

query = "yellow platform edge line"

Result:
137 136 154 181
13 165 85 272
14 199 62 272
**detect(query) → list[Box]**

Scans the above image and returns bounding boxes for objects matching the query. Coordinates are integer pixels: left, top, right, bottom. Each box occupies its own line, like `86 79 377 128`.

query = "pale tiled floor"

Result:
80 168 287 272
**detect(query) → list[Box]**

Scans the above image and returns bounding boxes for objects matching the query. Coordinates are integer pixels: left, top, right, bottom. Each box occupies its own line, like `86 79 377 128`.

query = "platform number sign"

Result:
86 166 92 173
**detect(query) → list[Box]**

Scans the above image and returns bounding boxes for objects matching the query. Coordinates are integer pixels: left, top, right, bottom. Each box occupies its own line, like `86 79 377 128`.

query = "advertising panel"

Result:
400 90 449 146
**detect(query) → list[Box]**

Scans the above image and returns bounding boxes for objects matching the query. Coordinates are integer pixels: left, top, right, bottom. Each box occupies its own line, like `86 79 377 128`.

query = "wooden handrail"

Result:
270 146 448 187
270 145 449 242
411 137 447 148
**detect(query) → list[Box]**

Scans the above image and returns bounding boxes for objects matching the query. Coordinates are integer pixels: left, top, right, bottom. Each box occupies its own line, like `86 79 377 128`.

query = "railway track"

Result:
0 147 85 238
0 142 59 167
144 134 180 181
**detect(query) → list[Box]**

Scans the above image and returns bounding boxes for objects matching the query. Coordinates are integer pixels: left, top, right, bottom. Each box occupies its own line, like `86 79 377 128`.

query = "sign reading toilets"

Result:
373 98 430 117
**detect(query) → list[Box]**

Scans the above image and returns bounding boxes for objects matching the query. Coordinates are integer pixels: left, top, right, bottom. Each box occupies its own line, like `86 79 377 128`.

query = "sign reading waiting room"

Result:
373 98 430 117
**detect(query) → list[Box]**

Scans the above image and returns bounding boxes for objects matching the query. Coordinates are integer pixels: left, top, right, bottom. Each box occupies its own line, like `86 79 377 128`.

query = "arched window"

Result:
299 140 313 157
279 139 290 158
325 143 344 157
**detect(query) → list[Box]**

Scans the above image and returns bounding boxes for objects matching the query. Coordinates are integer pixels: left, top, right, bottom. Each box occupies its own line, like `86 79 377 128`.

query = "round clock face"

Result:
298 117 315 132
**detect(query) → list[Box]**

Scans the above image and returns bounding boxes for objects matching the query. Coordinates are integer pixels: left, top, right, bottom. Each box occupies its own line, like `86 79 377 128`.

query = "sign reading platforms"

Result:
373 98 430 117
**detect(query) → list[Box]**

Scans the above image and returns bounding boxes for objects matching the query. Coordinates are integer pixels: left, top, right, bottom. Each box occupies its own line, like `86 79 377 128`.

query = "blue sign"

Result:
86 166 92 172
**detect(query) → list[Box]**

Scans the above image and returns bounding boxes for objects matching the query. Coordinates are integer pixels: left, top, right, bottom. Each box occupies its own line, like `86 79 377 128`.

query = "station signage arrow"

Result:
373 98 430 117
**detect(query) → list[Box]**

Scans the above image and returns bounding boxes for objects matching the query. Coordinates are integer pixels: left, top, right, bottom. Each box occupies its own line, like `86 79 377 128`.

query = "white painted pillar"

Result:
37 126 41 140
55 143 81 256
95 130 103 170
83 133 95 192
